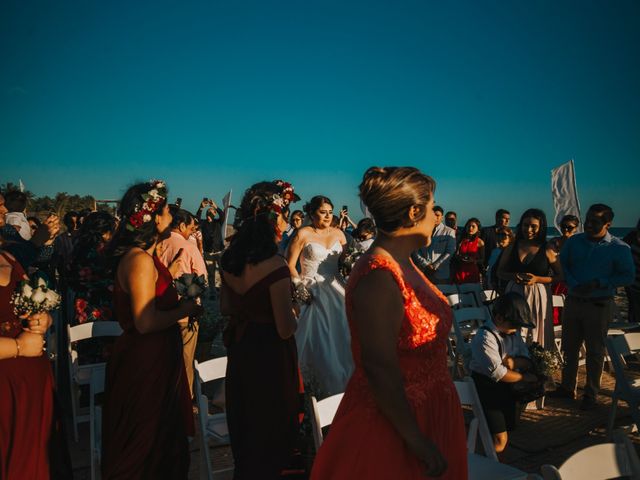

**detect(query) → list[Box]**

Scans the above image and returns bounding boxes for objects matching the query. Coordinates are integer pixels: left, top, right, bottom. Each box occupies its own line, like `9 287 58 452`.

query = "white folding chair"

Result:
480 289 499 303
89 365 106 480
436 284 458 296
309 393 344 450
458 283 484 303
194 357 232 480
540 439 640 479
447 292 478 309
67 321 122 441
454 377 531 479
605 333 640 437
451 307 491 376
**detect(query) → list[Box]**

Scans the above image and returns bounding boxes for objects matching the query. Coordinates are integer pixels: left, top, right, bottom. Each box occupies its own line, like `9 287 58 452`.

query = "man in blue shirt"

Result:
554 204 635 410
412 206 456 283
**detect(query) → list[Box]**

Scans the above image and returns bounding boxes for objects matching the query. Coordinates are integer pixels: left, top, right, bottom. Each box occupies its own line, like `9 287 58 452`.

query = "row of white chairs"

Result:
313 378 640 480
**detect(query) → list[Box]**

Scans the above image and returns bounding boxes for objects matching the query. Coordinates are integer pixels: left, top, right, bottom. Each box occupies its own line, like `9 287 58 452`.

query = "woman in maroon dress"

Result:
101 181 202 479
221 180 301 479
0 242 53 479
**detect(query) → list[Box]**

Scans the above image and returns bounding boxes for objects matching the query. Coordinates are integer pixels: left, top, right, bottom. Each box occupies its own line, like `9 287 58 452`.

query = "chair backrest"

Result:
453 307 491 326
436 284 458 296
68 321 123 343
310 393 344 450
195 357 228 384
480 289 498 302
558 443 633 479
458 283 483 295
447 292 478 309
552 295 565 308
67 321 123 369
606 333 640 397
454 377 498 461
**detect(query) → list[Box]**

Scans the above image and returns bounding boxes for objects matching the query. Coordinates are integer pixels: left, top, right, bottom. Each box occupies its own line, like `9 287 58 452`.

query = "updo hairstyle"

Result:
359 167 435 233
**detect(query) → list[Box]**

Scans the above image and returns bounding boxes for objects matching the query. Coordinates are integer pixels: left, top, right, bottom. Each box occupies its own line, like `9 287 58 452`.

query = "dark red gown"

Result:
223 265 300 479
0 252 54 480
102 254 193 479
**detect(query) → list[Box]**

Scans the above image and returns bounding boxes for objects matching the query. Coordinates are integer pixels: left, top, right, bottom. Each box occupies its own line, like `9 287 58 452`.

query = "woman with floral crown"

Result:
101 181 203 479
220 180 301 479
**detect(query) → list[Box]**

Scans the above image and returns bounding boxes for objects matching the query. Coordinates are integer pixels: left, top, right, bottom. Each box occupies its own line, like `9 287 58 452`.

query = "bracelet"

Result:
14 338 20 358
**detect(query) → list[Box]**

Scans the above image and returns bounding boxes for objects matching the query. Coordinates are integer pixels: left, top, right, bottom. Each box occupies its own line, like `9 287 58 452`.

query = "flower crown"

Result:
265 180 297 217
241 180 299 227
126 180 167 231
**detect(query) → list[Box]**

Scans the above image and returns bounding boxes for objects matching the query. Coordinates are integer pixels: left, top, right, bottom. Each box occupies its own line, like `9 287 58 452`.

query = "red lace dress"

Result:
0 252 54 480
102 254 194 479
454 237 481 284
311 254 468 479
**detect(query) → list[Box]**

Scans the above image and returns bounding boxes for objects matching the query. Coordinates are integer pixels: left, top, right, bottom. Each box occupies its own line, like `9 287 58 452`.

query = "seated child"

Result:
469 292 537 453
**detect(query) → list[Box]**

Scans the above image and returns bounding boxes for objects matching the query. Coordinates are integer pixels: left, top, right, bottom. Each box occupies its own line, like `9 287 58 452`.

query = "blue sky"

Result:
1 0 638 226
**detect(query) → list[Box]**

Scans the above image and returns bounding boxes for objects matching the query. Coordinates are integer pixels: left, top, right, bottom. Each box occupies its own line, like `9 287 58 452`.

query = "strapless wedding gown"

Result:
296 241 354 398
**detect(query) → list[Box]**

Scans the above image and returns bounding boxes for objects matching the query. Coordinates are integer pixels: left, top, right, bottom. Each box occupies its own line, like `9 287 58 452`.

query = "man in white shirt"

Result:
412 206 456 282
469 292 537 453
4 190 32 240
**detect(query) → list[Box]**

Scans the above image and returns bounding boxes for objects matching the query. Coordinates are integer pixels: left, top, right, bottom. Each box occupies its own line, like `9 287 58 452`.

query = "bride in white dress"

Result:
286 196 354 397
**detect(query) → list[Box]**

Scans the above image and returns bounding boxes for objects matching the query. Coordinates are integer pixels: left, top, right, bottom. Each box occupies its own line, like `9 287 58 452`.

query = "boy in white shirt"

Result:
470 292 538 453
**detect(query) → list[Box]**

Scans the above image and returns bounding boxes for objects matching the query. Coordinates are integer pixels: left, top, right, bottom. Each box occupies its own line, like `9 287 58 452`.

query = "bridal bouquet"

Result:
292 277 313 305
175 273 207 330
11 277 62 317
339 246 364 283
528 342 564 378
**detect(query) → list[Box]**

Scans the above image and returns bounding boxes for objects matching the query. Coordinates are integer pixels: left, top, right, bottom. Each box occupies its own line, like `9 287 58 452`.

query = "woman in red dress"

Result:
0 242 53 479
101 181 202 479
453 218 485 284
312 167 467 479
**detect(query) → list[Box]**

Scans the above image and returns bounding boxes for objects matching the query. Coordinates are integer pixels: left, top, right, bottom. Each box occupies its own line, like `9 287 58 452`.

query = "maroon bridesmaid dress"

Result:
0 252 54 480
102 254 193 479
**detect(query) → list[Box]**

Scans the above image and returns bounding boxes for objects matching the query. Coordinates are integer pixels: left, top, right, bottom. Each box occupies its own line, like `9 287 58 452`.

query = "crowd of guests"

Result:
0 173 638 479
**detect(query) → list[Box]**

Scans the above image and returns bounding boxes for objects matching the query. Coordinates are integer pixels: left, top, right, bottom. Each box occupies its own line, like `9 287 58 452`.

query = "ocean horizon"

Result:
547 227 634 239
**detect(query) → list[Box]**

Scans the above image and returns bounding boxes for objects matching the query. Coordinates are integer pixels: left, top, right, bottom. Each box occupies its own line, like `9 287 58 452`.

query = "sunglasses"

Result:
560 224 577 231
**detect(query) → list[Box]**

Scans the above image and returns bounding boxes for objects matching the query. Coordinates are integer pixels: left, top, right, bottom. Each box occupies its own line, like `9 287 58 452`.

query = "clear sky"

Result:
1 0 639 226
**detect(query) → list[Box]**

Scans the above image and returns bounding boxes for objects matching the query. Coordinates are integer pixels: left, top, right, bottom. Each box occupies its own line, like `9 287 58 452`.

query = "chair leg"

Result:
607 395 618 439
629 402 640 437
70 383 79 442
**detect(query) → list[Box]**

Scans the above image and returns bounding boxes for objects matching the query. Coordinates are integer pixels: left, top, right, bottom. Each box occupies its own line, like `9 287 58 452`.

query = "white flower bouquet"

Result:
11 277 62 317
175 273 207 330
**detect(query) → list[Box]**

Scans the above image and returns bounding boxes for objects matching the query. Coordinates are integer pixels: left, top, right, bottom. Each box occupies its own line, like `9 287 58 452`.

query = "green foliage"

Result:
1 182 96 218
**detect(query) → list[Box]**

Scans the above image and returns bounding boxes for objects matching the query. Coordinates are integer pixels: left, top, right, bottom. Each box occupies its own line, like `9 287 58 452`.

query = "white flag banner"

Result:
221 190 232 244
18 179 25 192
551 159 583 233
360 199 372 220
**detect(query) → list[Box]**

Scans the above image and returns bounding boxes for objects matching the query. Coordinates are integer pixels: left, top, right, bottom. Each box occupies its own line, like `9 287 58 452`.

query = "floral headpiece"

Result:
265 180 298 217
126 180 167 231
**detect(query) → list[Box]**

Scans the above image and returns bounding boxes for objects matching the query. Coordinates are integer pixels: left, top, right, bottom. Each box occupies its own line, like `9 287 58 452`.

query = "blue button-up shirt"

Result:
560 231 635 298
411 222 456 281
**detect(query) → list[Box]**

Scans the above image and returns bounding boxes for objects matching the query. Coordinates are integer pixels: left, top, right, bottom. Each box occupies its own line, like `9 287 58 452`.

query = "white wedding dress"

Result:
296 241 354 398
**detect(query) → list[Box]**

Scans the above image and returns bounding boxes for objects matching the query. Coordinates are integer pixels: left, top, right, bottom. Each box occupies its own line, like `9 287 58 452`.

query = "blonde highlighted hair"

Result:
359 166 436 233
